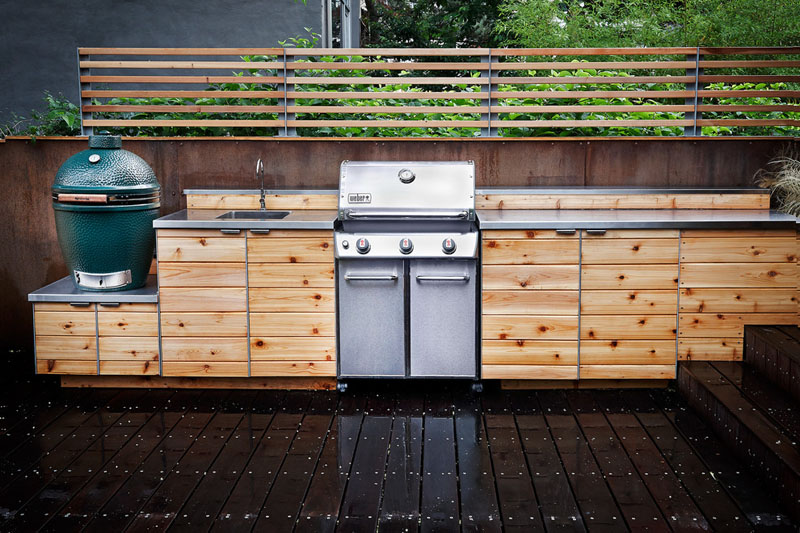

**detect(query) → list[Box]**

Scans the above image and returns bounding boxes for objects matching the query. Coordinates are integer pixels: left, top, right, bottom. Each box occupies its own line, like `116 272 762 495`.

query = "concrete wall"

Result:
0 0 322 123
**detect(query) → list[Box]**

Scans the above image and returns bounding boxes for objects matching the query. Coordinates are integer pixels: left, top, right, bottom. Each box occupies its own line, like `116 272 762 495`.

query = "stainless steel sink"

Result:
216 210 291 220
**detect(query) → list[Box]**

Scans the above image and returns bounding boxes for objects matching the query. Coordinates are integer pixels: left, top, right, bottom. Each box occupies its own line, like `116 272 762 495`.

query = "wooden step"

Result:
745 326 800 403
678 361 800 522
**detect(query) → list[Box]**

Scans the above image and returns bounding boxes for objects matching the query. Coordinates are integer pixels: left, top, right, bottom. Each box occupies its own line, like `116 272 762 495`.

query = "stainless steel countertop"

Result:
29 276 158 303
475 187 768 195
153 209 338 229
477 209 798 230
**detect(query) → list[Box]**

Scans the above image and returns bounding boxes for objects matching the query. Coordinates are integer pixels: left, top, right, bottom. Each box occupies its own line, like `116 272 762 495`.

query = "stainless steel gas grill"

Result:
335 161 480 390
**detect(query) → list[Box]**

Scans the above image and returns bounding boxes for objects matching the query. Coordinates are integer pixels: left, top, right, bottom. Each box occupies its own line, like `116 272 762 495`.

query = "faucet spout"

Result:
255 158 266 210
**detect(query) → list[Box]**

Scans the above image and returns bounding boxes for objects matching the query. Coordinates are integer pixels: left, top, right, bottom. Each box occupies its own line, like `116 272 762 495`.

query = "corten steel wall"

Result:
0 0 321 122
0 136 796 350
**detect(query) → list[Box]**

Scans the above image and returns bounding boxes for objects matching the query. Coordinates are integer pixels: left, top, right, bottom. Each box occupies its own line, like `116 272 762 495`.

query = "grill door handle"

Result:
416 275 470 282
344 274 398 281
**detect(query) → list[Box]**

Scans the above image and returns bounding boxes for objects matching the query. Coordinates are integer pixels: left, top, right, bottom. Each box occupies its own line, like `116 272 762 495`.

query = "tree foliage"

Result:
362 0 503 48
495 0 800 48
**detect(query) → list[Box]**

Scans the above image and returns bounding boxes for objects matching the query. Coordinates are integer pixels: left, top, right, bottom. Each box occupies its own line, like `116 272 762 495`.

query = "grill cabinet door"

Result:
337 259 406 377
409 259 477 377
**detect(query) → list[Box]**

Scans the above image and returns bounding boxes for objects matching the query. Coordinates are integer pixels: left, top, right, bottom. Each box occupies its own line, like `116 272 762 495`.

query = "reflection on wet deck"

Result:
0 379 794 531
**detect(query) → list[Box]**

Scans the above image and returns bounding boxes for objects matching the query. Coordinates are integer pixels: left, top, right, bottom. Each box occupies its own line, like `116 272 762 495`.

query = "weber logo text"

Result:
348 193 372 204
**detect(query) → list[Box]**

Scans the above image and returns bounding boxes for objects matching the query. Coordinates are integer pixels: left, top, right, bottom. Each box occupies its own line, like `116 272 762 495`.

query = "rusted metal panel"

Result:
0 136 794 349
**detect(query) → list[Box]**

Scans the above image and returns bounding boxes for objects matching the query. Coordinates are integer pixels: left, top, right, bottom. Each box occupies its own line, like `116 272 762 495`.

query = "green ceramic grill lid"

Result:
52 133 160 207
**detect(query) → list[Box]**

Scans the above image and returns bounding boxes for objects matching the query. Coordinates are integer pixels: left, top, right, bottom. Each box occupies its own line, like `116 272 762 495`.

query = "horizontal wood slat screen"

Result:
76 47 800 136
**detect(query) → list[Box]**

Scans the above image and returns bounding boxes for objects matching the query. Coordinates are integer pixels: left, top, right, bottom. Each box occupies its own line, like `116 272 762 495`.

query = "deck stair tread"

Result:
679 360 800 522
746 326 800 402
681 362 800 474
712 361 800 446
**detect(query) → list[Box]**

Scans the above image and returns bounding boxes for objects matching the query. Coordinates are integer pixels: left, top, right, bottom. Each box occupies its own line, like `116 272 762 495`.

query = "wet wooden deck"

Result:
0 359 795 531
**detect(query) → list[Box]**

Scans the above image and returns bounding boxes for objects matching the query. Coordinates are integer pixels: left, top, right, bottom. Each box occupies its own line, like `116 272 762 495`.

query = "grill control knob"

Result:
356 237 370 254
442 238 457 255
399 238 414 254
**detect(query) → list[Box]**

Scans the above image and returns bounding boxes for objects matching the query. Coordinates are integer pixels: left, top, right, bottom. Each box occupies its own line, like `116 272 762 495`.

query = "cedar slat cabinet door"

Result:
247 230 336 377
157 229 248 377
34 302 98 375
580 229 678 380
481 230 580 380
98 302 160 375
678 228 799 361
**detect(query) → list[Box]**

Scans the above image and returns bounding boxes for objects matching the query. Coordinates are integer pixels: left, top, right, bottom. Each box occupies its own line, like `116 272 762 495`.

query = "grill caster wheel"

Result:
337 381 348 393
471 382 483 393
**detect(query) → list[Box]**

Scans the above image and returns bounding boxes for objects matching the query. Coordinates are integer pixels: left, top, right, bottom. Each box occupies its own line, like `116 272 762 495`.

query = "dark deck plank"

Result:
484 393 544 532
0 389 129 523
123 392 246 531
378 415 423 532
651 387 796 530
35 390 177 532
80 390 213 532
252 393 337 533
454 391 502 533
0 388 116 489
537 390 624 531
420 415 459 532
0 389 150 530
566 390 670 532
511 391 586 532
210 391 306 531
165 391 273 532
623 390 752 532
337 414 393 532
591 390 711 531
295 394 367 533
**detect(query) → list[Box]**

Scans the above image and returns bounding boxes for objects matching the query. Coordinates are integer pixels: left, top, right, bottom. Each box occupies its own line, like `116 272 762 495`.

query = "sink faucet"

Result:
256 158 266 210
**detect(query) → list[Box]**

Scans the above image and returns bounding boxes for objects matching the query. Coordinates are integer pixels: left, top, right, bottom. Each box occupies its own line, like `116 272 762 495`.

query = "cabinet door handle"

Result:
416 275 470 282
556 229 577 235
69 302 91 307
249 229 271 235
586 229 607 235
344 274 398 281
99 302 121 308
220 229 241 235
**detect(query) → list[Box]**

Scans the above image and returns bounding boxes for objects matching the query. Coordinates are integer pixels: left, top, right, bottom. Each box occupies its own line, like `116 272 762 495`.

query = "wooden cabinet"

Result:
97 303 159 375
580 229 678 379
34 301 158 376
678 228 798 360
158 229 248 377
247 230 336 377
34 302 97 375
481 230 580 380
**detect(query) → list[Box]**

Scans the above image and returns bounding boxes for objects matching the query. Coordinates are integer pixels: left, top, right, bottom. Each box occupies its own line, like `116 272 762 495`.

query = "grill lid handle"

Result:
345 209 469 219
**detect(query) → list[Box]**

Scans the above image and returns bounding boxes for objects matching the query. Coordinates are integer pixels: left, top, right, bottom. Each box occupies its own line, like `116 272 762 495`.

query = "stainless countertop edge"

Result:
153 220 336 229
29 277 159 303
475 187 769 195
478 220 798 230
183 189 338 195
183 187 768 196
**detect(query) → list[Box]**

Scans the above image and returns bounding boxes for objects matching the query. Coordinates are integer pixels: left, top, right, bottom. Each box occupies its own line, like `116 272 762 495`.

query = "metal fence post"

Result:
480 52 495 137
684 47 702 136
77 48 93 136
282 46 297 137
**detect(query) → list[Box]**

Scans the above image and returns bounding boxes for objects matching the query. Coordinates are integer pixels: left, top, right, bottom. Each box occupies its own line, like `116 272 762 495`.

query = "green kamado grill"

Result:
52 133 160 291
